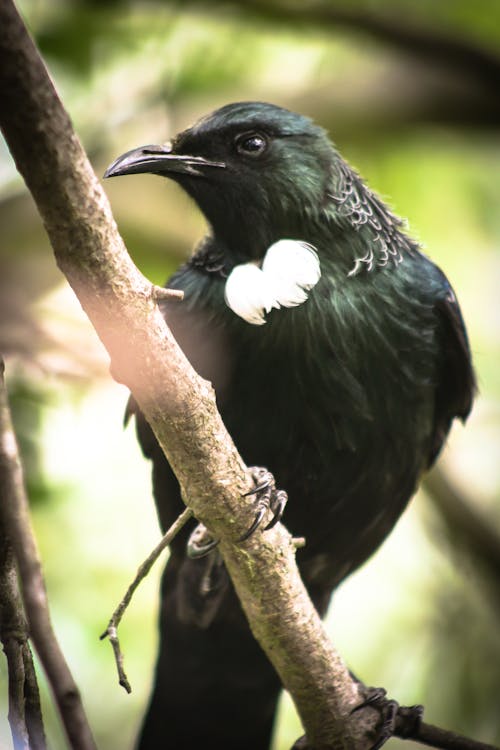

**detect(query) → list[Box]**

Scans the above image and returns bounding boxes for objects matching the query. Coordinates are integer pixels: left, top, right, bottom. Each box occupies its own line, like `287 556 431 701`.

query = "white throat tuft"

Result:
224 240 321 325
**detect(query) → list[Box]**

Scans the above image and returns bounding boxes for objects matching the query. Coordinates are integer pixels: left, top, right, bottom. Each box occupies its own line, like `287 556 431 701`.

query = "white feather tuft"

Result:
224 239 321 325
224 263 278 325
262 240 321 308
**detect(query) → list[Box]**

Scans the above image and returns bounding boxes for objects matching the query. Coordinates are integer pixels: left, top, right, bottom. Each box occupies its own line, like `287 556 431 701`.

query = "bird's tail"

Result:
136 551 282 750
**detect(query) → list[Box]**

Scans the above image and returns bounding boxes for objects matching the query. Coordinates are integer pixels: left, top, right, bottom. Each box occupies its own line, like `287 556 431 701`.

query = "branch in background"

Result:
424 465 500 599
188 0 500 128
0 541 28 750
204 0 500 86
0 359 97 750
22 643 46 750
0 512 46 750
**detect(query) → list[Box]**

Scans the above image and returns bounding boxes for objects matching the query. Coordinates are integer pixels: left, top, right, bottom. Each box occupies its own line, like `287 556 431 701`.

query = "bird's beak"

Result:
103 144 226 179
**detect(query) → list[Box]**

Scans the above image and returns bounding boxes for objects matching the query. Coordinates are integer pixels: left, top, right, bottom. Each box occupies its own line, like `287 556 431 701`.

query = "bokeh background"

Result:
1 1 499 748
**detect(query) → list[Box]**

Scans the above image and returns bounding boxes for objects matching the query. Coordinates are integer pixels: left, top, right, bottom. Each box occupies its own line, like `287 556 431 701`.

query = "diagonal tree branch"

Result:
0 2 372 749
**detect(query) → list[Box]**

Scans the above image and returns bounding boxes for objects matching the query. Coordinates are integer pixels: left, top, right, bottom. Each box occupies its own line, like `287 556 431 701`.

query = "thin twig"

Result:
0 359 97 750
152 286 184 302
100 507 193 692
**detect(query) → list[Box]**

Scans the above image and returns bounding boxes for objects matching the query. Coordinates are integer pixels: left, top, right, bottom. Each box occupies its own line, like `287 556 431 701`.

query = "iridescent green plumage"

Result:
107 102 475 750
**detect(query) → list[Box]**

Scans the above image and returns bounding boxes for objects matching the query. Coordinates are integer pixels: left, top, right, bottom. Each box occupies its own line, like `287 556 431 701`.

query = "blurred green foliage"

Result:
1 1 499 748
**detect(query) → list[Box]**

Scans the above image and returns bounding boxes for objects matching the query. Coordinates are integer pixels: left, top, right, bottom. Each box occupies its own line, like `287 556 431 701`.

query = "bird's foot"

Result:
239 467 288 541
187 522 219 559
186 467 287 558
351 686 424 750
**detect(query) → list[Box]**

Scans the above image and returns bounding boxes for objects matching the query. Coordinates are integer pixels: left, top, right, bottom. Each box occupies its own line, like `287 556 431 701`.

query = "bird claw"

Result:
239 467 288 542
187 468 288 557
187 522 219 559
351 686 424 750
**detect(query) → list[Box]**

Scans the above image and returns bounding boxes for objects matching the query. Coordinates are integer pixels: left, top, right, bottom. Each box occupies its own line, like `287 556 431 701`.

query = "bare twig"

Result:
151 286 184 302
0 359 97 750
100 506 193 693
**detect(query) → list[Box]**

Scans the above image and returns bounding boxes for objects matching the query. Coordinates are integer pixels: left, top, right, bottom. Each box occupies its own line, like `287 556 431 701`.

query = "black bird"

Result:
105 102 475 750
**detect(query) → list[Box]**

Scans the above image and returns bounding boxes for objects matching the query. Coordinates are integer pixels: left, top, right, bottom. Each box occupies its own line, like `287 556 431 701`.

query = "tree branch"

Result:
188 0 500 91
406 720 500 750
423 465 500 625
0 2 372 748
0 488 47 750
0 359 97 750
424 465 500 581
187 0 500 128
0 529 33 750
224 0 500 92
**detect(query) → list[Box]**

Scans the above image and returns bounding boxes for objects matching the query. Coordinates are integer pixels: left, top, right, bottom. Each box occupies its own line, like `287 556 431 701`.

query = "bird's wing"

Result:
428 283 476 466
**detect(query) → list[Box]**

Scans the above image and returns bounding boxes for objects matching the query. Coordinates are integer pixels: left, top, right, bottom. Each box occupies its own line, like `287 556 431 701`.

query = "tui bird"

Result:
105 102 475 750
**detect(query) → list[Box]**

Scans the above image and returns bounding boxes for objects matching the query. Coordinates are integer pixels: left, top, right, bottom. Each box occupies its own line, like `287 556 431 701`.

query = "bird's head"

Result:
104 101 336 262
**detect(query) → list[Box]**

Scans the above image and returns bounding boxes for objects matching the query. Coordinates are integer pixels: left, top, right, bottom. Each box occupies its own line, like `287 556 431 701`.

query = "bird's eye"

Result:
235 132 268 157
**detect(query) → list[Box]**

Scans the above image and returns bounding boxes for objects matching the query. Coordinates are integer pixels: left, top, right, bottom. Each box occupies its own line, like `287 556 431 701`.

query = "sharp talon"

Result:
263 514 281 531
188 537 219 558
239 507 266 542
187 523 219 559
243 480 271 497
351 687 387 714
264 491 287 530
239 467 288 542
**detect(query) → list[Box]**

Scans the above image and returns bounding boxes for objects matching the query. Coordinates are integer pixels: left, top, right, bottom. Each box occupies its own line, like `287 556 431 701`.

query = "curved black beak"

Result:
104 144 226 179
